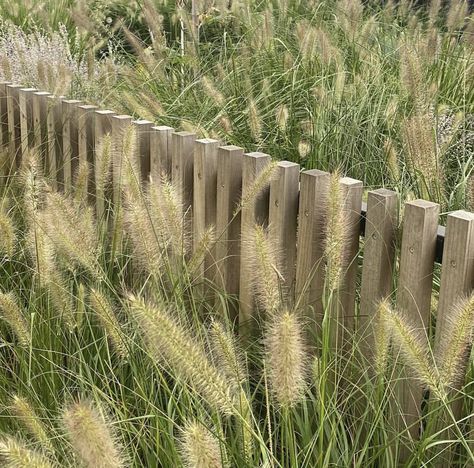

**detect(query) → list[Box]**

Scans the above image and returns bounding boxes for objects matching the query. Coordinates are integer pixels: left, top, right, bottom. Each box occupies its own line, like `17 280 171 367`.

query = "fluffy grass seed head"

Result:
0 291 30 347
0 436 54 468
0 208 16 258
244 224 283 315
209 320 247 391
235 160 277 215
89 289 128 361
324 170 349 292
436 292 474 391
180 421 224 468
10 395 52 452
95 134 112 200
41 192 98 275
264 310 308 407
62 398 126 468
129 295 237 415
379 302 441 397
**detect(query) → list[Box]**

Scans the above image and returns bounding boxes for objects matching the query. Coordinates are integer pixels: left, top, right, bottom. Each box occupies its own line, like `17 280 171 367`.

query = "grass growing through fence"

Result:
0 133 472 467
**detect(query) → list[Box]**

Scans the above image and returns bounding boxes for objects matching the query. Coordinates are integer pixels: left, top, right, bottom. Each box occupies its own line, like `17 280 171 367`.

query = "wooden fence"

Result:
0 83 474 459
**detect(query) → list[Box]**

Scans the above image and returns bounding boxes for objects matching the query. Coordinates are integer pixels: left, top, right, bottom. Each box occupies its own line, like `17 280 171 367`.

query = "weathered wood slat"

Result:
193 138 219 289
150 125 174 181
394 199 440 462
359 189 398 364
239 152 271 325
295 169 330 337
215 145 244 323
269 161 300 305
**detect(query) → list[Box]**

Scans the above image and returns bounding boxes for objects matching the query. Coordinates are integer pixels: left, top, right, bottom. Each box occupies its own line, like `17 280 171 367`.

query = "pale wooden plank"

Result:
215 145 244 322
394 199 439 462
46 95 64 189
359 189 398 363
133 119 153 183
337 177 364 341
268 161 300 304
6 84 22 171
193 138 219 288
62 99 82 192
295 169 330 337
239 152 272 326
19 88 37 160
111 115 133 206
32 91 51 171
150 125 174 181
172 131 196 227
94 110 115 219
0 82 11 180
433 210 474 466
77 105 98 201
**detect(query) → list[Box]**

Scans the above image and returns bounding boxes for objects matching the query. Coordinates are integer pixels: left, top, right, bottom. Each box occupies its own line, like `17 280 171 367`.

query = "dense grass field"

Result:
0 1 472 467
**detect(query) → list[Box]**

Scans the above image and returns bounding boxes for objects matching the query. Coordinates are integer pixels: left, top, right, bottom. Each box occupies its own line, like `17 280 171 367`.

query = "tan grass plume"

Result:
379 301 440 396
0 436 54 468
10 395 52 452
0 291 30 347
129 295 237 415
62 398 126 468
264 310 308 407
436 292 474 391
89 289 128 361
180 421 224 468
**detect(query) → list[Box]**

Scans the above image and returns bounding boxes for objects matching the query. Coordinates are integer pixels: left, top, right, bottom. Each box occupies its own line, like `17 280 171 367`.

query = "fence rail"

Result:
1 82 474 461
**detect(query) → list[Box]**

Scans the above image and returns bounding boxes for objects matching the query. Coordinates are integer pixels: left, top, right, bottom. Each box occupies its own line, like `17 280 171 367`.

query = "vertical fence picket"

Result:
394 199 439 461
295 169 330 340
268 161 300 305
46 95 64 189
335 177 363 346
0 82 11 179
62 100 82 192
239 152 272 327
32 92 51 171
433 210 474 464
111 115 133 207
193 139 219 289
19 88 37 160
77 105 98 202
172 131 196 236
6 84 22 171
215 145 244 323
133 120 153 183
150 125 174 181
359 189 398 364
94 110 115 219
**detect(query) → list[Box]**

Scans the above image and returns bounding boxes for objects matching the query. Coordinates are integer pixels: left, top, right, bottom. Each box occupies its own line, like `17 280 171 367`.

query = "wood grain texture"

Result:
0 82 10 153
215 145 244 322
171 131 196 232
7 85 22 171
150 125 174 181
94 110 115 219
269 161 300 304
32 92 51 166
295 169 330 336
394 199 439 461
77 105 98 201
359 189 398 362
193 139 219 288
46 95 64 189
18 88 37 160
111 115 133 206
239 152 271 326
61 100 82 192
132 120 153 183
